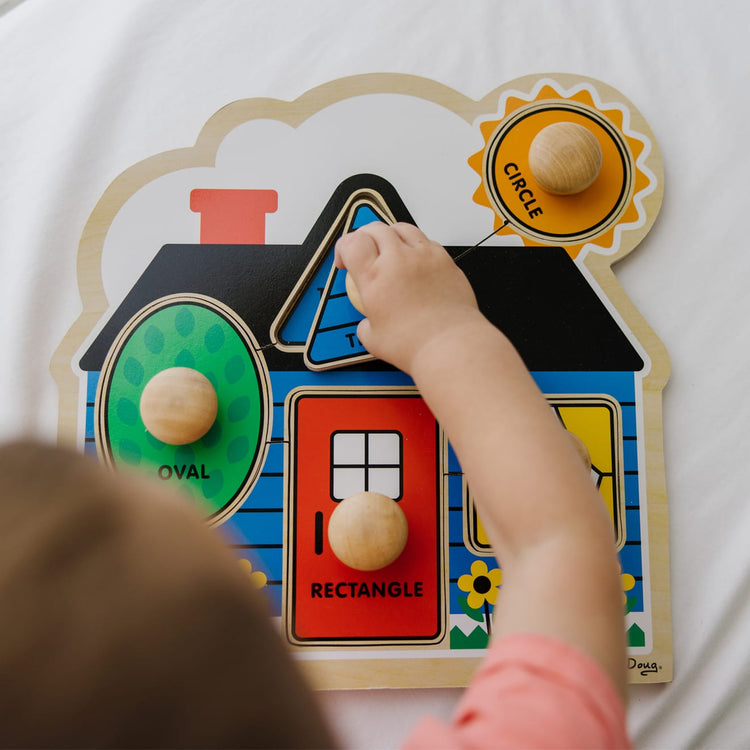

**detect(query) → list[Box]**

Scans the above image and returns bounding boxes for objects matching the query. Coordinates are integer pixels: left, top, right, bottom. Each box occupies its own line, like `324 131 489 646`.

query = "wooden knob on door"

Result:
327 491 408 571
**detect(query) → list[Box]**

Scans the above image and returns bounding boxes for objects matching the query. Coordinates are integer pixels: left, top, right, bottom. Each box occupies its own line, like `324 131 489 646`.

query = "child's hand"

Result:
335 223 482 374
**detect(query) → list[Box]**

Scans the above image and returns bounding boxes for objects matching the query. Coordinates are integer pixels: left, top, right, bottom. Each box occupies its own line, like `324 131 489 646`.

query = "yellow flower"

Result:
621 571 636 605
239 558 268 589
458 560 502 610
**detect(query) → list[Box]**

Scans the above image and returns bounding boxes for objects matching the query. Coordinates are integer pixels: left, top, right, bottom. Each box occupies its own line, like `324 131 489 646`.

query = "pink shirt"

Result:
403 634 630 749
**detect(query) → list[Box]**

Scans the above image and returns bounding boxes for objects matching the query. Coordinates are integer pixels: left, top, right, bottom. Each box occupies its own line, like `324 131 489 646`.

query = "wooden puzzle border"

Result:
52 72 671 685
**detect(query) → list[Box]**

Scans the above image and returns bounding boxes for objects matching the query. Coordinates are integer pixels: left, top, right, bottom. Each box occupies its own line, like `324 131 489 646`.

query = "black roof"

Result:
80 175 643 373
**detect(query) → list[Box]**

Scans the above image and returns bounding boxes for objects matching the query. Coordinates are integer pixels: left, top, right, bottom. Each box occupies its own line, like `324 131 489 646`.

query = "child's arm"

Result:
335 222 626 698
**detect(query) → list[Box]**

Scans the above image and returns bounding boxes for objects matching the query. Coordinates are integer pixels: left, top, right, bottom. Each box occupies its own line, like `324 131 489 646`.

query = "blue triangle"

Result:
277 253 335 347
305 204 385 367
351 205 381 229
277 205 382 348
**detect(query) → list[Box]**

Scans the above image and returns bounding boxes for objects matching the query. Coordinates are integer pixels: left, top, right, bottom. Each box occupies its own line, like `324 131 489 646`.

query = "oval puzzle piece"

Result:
95 294 271 524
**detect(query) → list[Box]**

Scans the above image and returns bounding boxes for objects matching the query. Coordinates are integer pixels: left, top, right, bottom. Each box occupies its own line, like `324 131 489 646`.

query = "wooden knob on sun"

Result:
139 367 218 445
528 122 603 195
327 491 408 571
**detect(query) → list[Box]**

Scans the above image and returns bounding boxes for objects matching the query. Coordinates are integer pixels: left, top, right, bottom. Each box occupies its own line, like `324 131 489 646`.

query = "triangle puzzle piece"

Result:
270 184 401 369
304 199 393 370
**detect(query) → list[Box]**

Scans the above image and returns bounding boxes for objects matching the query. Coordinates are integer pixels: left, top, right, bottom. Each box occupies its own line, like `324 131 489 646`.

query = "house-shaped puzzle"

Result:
79 173 650 655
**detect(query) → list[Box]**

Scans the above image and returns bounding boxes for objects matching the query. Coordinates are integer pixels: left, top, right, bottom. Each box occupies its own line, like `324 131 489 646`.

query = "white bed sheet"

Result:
2 1 749 746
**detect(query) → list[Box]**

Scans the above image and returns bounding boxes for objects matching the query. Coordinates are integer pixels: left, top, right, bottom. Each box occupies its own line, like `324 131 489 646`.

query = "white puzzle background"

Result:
2 2 750 747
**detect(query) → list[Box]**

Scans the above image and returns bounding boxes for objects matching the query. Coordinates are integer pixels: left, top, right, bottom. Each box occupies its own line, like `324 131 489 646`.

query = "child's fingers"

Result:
349 221 396 250
390 222 427 246
335 227 380 272
355 317 373 351
337 222 427 271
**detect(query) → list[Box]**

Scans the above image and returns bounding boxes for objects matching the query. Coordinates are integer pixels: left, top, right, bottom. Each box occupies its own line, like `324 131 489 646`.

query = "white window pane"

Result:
368 432 400 465
332 432 365 465
368 467 401 499
333 467 365 500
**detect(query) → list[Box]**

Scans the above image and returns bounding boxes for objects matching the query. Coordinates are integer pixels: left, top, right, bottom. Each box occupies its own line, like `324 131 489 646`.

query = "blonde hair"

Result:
0 441 335 748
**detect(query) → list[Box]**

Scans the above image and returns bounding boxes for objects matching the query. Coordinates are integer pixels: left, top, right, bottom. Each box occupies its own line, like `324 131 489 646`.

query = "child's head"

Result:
0 441 334 748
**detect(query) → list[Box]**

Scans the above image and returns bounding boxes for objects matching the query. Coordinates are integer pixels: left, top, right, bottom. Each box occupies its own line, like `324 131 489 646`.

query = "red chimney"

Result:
190 189 278 244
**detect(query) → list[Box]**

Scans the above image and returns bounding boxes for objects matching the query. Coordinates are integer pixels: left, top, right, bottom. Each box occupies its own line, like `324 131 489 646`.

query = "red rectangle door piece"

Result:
286 389 444 645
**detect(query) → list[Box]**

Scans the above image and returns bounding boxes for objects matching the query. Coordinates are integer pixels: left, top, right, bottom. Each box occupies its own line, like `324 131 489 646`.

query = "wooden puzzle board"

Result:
52 72 671 688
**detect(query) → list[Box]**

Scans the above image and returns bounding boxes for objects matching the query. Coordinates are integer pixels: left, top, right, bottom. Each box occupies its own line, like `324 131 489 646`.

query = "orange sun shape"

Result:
468 81 658 258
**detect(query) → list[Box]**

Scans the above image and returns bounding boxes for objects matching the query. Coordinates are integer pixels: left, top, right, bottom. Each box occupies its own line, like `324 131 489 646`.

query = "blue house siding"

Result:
446 369 645 638
84 364 646 627
534 370 644 614
84 371 100 458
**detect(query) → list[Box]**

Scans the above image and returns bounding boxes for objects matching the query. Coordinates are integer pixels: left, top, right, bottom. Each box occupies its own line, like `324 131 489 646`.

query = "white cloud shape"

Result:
101 93 497 309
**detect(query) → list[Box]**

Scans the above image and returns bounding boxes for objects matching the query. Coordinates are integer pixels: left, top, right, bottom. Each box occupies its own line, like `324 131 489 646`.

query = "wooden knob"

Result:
140 367 218 445
345 271 365 315
327 491 408 571
528 122 602 195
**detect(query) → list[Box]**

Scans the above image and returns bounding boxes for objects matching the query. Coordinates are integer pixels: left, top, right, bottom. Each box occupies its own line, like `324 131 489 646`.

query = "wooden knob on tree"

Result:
140 367 218 445
345 271 365 315
528 122 603 195
327 491 408 571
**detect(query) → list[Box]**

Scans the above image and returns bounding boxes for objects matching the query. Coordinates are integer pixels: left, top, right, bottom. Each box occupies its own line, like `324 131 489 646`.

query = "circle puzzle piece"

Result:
469 75 663 258
95 293 271 524
481 103 632 246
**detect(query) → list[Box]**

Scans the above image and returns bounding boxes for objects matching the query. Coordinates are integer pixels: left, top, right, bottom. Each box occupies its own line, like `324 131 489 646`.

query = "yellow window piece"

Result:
466 395 624 553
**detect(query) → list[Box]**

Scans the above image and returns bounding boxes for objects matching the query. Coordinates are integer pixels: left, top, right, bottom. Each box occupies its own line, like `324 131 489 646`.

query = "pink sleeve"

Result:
402 634 631 749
